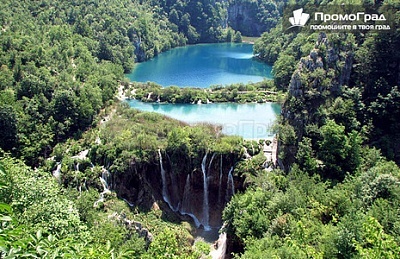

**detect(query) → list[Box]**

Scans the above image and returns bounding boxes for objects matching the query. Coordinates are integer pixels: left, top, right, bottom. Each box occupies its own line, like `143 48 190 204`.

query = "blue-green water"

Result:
127 43 272 88
128 100 281 139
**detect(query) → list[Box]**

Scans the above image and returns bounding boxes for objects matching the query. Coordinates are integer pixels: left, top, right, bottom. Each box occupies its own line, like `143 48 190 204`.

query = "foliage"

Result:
318 119 362 180
223 159 400 258
0 155 202 258
0 0 251 166
2 0 400 258
129 80 283 104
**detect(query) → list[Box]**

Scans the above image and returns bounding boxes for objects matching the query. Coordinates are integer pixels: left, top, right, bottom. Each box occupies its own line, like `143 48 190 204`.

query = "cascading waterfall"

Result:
180 174 201 228
226 167 235 201
53 163 61 181
201 152 211 230
208 153 216 174
101 167 111 189
94 171 111 207
218 155 223 204
181 174 191 212
154 150 234 230
158 149 174 211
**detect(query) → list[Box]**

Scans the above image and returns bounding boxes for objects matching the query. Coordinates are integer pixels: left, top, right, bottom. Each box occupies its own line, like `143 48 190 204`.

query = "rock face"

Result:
113 150 242 230
153 151 240 229
280 32 354 169
133 39 146 62
109 212 154 245
227 1 279 36
228 3 263 36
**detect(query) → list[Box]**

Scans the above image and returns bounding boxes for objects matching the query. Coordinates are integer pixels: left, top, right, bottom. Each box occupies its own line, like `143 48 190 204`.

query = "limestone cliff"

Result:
280 32 354 169
113 150 243 229
227 1 279 36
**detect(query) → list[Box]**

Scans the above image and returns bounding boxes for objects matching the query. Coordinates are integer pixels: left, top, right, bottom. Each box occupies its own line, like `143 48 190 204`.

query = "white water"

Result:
208 153 216 174
94 175 111 207
71 149 89 160
218 155 223 204
181 174 191 213
226 167 235 201
201 152 211 230
210 232 227 259
123 198 135 207
53 163 61 181
158 149 174 211
101 168 111 189
180 174 202 227
182 212 202 228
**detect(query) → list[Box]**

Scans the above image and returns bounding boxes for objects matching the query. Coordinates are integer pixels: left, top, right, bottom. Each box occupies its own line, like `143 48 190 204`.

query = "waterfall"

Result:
158 149 174 210
210 232 227 259
201 152 211 230
208 153 216 174
226 167 235 201
101 168 111 189
94 173 111 207
179 173 201 228
53 163 61 181
99 177 109 192
181 174 191 213
123 198 135 207
218 155 223 204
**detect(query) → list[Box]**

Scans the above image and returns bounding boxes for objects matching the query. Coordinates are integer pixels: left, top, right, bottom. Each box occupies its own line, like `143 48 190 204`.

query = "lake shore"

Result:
127 99 280 139
118 80 285 105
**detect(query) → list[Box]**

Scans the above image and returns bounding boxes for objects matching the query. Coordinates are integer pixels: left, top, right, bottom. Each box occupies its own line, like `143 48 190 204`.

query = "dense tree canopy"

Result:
1 0 399 257
0 0 249 166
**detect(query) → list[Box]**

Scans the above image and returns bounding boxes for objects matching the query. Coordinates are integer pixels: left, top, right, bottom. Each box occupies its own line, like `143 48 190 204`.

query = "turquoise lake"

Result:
128 100 281 139
127 43 279 139
127 43 272 88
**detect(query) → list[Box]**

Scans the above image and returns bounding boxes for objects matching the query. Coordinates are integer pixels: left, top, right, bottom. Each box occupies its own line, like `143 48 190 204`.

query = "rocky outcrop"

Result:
112 150 243 230
152 151 242 229
228 2 270 36
280 32 354 169
227 1 278 36
228 3 263 36
109 212 154 245
133 38 146 62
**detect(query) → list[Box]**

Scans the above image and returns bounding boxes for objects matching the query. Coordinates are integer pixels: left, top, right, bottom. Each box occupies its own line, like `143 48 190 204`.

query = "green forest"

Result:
1 0 400 258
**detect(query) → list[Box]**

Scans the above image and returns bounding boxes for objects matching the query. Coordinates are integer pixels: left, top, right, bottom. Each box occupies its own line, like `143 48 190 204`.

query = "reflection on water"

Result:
128 100 281 139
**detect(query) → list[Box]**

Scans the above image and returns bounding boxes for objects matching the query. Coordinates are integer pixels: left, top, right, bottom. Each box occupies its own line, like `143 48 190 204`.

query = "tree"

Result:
318 121 345 175
273 54 296 90
226 28 233 42
144 228 180 258
354 216 400 258
0 106 18 151
296 137 318 175
318 120 361 180
234 31 242 43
